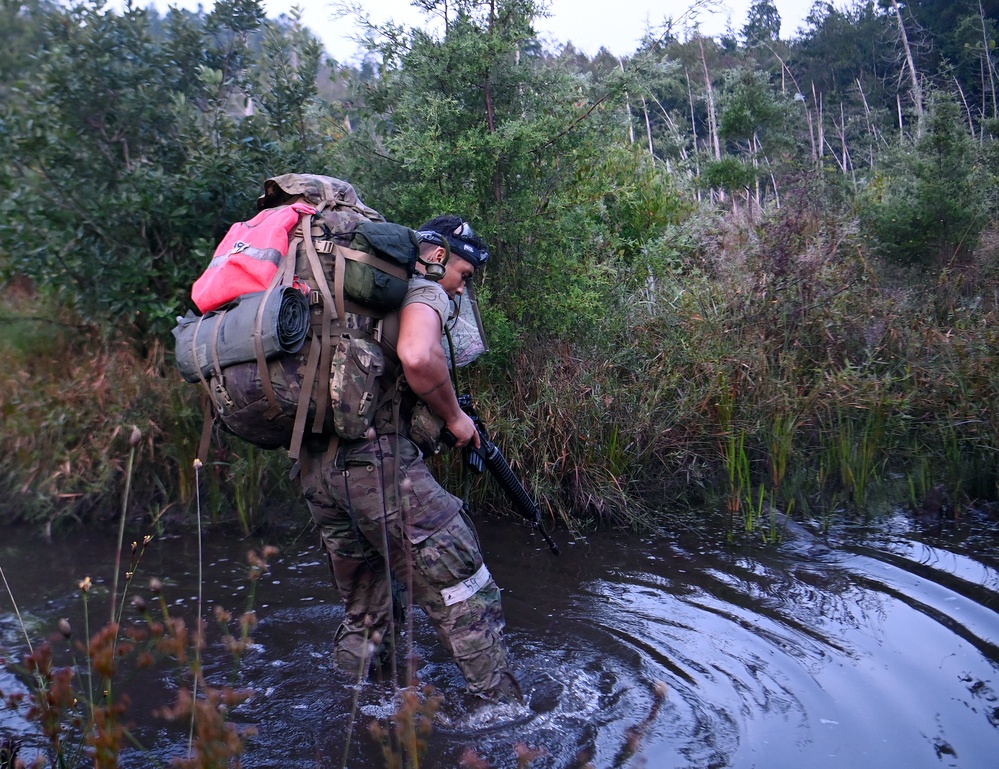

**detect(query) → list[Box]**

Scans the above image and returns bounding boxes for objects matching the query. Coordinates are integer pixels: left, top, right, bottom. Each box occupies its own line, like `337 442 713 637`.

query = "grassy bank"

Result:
0 280 295 534
3 195 999 538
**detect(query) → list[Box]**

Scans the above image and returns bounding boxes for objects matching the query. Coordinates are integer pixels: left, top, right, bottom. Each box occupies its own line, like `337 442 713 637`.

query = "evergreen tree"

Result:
862 91 987 266
742 0 782 45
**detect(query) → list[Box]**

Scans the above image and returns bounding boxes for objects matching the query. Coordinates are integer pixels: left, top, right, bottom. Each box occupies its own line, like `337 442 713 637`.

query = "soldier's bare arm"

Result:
397 301 480 448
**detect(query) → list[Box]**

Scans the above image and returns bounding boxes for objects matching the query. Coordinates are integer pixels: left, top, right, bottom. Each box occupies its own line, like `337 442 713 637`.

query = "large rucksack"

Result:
173 174 419 459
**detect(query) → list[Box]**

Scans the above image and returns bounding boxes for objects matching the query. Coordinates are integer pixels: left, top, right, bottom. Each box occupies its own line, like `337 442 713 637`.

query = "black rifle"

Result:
443 396 560 556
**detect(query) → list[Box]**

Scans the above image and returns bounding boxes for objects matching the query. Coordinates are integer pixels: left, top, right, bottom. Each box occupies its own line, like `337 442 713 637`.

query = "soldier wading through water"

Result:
298 216 522 703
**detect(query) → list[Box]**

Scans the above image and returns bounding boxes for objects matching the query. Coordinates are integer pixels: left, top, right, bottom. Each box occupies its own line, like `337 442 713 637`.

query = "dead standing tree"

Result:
887 0 924 137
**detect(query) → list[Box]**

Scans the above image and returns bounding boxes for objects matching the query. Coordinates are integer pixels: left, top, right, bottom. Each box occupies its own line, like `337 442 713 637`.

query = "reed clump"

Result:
0 284 195 530
470 183 999 534
0 282 294 533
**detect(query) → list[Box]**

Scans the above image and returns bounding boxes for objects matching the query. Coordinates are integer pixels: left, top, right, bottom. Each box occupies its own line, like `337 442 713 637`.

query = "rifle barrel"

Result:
480 440 560 556
441 400 560 556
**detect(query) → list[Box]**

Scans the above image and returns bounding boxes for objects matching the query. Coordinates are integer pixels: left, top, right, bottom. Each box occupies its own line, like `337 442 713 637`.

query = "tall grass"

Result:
467 185 999 534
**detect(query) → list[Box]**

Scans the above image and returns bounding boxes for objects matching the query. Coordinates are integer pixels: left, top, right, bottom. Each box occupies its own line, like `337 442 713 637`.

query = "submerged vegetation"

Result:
0 534 275 767
2 0 999 538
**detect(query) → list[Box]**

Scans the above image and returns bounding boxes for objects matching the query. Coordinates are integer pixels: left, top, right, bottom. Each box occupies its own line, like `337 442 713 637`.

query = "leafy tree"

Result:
701 155 756 196
792 1 894 111
0 0 54 92
0 0 328 338
718 67 795 152
901 0 999 87
953 11 999 122
247 9 325 156
715 66 800 198
331 0 686 342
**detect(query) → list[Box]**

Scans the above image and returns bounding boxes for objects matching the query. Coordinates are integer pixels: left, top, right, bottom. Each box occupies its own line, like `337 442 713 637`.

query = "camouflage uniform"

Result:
299 278 518 700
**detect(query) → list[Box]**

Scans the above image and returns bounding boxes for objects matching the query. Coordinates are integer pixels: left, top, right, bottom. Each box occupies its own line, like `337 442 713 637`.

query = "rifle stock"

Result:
443 397 560 556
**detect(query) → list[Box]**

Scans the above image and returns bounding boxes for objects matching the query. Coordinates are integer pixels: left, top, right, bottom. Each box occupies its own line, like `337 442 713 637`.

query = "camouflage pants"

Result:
300 434 517 698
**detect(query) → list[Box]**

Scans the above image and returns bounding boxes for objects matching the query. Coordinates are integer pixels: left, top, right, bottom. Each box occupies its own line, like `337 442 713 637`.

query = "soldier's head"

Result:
416 216 489 298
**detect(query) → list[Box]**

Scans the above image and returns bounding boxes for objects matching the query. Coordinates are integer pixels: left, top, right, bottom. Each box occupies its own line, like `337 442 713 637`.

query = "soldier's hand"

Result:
446 412 480 449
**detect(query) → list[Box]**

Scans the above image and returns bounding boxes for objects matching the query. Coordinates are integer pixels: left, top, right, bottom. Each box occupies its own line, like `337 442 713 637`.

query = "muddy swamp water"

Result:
1 507 998 769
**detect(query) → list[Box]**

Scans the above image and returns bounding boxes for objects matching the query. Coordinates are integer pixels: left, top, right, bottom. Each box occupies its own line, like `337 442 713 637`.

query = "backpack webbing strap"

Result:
342 246 410 281
289 215 343 460
301 214 337 311
207 307 237 415
333 244 348 324
189 312 213 396
322 433 340 473
315 240 410 282
288 330 322 461
197 394 214 465
253 236 300 421
301 215 336 433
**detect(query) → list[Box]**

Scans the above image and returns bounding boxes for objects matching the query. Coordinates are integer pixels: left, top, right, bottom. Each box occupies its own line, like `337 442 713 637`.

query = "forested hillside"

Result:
2 0 999 536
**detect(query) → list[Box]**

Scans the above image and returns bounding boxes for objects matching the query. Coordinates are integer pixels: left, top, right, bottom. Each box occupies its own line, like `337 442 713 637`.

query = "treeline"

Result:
2 0 999 535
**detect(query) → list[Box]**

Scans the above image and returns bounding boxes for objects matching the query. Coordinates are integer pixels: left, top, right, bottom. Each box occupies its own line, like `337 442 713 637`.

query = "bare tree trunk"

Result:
650 94 676 130
837 103 855 187
839 102 850 168
813 84 825 160
620 58 635 145
889 0 924 136
803 94 817 162
980 0 998 120
642 96 654 156
486 1 501 225
898 93 904 136
981 55 988 133
754 135 780 210
955 78 976 138
856 77 877 167
764 43 816 164
698 36 721 160
823 134 846 173
686 68 702 202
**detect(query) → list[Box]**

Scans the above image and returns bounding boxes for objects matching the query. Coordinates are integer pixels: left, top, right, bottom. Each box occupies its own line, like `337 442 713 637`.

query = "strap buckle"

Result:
212 377 235 409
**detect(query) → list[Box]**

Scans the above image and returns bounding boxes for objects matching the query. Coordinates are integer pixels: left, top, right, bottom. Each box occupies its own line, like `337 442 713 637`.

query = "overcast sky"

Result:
308 1 819 59
114 1 820 60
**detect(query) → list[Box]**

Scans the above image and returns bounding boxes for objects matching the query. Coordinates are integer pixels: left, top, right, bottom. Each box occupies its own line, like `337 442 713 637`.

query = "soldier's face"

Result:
440 257 476 298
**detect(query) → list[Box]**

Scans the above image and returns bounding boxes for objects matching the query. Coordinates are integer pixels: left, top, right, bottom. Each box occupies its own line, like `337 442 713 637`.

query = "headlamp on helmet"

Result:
418 216 490 270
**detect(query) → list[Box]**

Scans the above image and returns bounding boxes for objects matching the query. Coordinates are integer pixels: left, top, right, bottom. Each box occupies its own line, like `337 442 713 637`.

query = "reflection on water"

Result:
1 511 998 768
